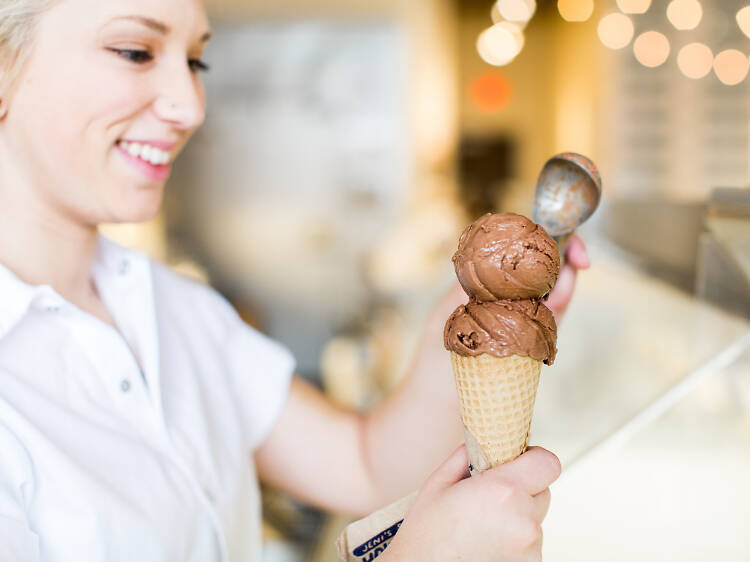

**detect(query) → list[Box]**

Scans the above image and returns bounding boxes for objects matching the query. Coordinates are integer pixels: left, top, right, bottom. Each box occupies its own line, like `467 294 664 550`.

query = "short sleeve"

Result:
149 261 297 452
0 425 40 562
218 302 296 450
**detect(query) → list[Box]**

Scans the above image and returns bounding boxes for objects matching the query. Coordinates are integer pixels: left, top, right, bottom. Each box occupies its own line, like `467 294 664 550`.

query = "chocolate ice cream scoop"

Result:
444 299 557 365
452 213 560 301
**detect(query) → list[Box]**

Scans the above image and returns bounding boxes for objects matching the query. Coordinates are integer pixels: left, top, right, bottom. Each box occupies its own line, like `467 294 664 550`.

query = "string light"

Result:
666 0 703 30
491 3 503 23
736 5 750 39
491 3 530 30
493 0 536 24
558 0 594 22
633 31 670 68
477 22 525 66
598 13 635 50
677 43 713 78
713 49 749 85
485 0 748 87
616 0 652 14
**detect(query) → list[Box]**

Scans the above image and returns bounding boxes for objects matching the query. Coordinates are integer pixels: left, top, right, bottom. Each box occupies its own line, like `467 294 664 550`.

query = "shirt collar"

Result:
0 262 46 339
92 235 144 280
0 235 144 340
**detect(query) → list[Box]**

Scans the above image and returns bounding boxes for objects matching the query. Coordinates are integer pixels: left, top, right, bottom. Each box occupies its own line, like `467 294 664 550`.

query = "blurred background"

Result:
102 0 750 559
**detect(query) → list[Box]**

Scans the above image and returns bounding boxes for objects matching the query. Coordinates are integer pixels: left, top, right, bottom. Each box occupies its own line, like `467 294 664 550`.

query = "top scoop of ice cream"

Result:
444 299 557 365
452 213 560 301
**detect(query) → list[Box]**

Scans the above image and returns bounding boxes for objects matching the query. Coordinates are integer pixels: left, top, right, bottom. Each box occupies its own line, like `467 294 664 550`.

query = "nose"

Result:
154 59 206 130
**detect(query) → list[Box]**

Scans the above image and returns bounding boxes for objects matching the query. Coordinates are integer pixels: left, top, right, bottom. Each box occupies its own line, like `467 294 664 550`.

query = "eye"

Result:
188 58 210 73
107 48 154 64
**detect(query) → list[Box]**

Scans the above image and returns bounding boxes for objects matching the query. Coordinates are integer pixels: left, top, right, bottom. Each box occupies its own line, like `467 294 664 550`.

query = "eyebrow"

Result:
106 15 212 43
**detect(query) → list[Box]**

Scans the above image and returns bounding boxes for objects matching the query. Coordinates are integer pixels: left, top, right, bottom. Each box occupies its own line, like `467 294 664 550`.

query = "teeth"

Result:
119 140 171 165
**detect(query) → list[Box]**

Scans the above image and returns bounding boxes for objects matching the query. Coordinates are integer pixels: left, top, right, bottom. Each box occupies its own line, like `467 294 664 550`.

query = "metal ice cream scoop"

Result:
533 152 602 255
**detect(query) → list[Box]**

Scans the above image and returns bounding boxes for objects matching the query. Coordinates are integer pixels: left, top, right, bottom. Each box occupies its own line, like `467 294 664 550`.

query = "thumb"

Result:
487 447 561 495
566 234 590 270
547 263 576 323
423 444 471 493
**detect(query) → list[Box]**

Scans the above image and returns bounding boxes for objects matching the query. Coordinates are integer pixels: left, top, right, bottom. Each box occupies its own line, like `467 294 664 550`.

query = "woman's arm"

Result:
255 236 589 514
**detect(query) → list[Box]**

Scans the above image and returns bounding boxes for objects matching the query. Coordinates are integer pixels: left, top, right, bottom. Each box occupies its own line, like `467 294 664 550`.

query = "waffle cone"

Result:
451 352 541 473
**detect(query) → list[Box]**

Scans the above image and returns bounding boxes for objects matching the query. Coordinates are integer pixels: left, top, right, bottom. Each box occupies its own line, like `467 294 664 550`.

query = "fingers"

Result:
546 263 576 322
565 234 590 269
522 530 544 562
531 488 551 523
423 444 471 492
546 234 588 322
487 447 561 496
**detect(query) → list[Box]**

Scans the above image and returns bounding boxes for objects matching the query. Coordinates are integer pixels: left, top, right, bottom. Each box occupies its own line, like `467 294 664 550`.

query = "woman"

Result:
0 0 589 560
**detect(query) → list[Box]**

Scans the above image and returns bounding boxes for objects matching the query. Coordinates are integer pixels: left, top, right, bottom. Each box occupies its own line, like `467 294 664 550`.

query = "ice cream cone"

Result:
450 352 541 473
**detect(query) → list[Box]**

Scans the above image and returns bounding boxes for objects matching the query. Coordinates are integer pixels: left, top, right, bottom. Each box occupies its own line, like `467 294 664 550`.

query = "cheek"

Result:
19 61 148 167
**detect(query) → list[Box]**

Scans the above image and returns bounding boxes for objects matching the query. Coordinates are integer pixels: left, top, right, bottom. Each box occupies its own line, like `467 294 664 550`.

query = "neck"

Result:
0 178 100 305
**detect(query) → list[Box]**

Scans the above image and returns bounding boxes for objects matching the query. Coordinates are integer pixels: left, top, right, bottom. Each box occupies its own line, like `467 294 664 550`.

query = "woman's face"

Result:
0 0 210 225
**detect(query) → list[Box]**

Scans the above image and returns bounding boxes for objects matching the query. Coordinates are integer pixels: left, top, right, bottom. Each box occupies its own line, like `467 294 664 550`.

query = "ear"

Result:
0 69 7 119
0 78 6 119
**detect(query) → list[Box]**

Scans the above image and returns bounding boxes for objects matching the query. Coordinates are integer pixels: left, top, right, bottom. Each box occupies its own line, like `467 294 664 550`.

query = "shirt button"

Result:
118 260 130 275
120 379 131 393
45 305 61 313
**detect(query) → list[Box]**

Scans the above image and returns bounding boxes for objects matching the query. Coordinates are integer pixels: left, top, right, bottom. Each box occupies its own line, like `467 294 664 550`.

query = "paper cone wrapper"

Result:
451 352 541 473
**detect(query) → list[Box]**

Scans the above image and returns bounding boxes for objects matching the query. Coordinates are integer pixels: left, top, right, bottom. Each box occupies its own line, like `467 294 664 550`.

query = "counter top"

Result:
534 239 750 561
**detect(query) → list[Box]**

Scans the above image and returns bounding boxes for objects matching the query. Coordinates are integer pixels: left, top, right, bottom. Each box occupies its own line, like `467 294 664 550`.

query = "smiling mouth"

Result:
116 140 172 166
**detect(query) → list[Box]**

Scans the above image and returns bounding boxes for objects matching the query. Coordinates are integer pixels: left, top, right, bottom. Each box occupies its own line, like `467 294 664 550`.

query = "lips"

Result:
115 140 172 182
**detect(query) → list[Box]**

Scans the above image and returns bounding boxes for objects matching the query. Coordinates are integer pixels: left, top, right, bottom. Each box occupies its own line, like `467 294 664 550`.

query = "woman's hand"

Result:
385 445 561 561
358 236 589 504
259 237 588 516
545 235 590 324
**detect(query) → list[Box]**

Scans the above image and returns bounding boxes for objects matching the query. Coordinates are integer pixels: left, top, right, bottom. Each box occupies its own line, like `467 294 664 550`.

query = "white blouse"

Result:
0 236 295 562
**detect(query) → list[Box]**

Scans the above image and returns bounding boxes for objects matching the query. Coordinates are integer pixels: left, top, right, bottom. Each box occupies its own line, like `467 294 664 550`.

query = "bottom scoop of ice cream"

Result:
444 299 557 365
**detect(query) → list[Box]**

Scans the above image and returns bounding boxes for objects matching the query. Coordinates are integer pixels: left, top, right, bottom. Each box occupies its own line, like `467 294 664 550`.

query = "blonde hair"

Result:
0 0 58 94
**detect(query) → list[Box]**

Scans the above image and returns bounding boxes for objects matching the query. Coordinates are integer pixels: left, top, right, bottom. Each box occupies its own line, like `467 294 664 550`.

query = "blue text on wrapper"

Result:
352 519 404 560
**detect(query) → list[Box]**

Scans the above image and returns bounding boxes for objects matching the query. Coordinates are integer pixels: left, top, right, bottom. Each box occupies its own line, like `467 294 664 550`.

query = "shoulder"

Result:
99 235 238 337
149 259 233 314
148 258 293 366
147 258 250 341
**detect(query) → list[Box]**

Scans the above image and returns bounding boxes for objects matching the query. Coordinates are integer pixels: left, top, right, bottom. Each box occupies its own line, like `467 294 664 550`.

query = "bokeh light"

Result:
677 43 713 79
491 3 503 23
713 49 749 85
491 2 530 29
598 13 635 50
495 0 536 23
616 0 652 14
667 0 703 30
633 31 670 67
477 22 525 66
558 0 595 22
470 72 514 112
736 5 750 39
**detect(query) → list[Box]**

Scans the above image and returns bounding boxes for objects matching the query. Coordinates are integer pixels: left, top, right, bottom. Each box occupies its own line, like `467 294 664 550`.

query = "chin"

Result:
109 188 165 224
